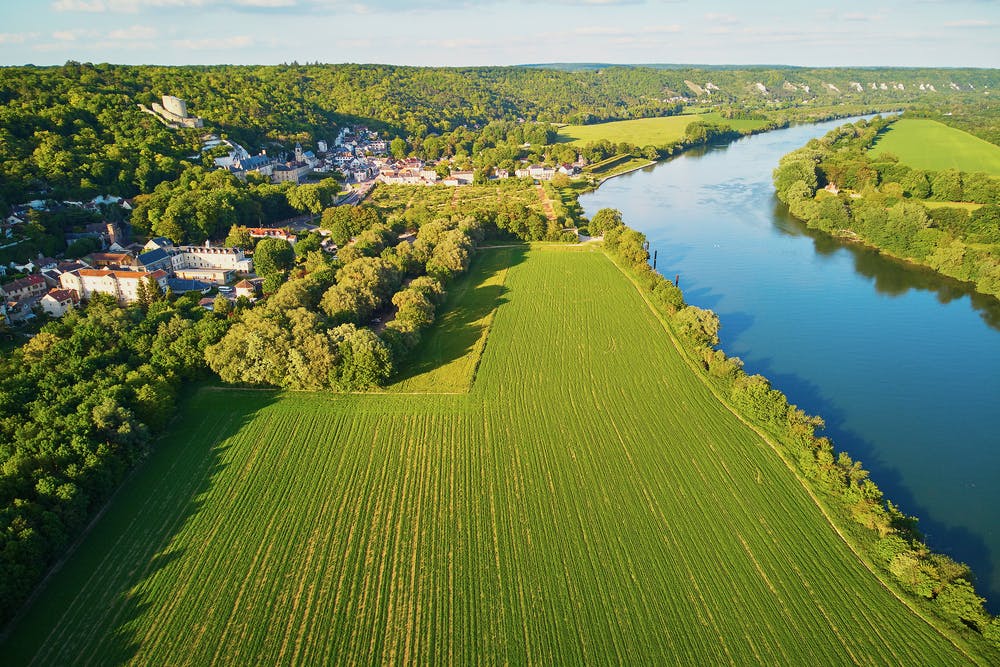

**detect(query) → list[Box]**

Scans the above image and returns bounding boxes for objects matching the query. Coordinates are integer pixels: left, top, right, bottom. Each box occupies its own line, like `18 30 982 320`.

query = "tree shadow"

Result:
5 387 278 666
390 246 527 384
744 358 998 613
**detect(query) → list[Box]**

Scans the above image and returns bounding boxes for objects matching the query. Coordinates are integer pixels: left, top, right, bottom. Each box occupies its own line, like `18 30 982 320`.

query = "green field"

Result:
869 119 1000 176
3 247 985 664
922 200 984 211
558 112 770 146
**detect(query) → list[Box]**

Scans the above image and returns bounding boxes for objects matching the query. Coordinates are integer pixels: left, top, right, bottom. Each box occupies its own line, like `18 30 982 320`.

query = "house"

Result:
271 161 312 184
172 244 253 274
528 165 556 181
88 252 136 269
174 268 233 285
167 278 213 294
137 247 173 273
448 171 475 185
40 288 79 317
558 164 579 176
60 268 168 304
234 279 257 300
246 228 296 244
144 237 175 252
4 298 35 323
0 274 47 301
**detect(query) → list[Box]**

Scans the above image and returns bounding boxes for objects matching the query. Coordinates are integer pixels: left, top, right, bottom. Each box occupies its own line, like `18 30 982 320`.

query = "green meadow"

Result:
3 246 985 665
869 118 1000 176
558 112 770 146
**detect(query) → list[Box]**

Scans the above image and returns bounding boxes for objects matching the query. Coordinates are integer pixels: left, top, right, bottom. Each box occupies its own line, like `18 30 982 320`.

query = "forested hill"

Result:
1 63 997 207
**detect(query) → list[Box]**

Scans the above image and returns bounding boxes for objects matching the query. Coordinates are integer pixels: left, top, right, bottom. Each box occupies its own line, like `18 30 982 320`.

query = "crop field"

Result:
4 247 983 665
869 119 1000 176
557 112 770 146
386 246 520 393
367 182 547 219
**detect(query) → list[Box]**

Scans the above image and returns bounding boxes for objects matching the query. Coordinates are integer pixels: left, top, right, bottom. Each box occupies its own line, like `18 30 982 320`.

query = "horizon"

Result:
1 1 997 69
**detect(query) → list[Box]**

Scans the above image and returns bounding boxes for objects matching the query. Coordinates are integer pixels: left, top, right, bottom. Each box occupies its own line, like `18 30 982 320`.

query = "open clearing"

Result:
869 118 1000 176
558 112 770 146
3 246 981 665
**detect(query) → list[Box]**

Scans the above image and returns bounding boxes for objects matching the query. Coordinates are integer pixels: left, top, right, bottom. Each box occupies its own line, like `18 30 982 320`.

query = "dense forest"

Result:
773 116 1000 298
0 292 228 622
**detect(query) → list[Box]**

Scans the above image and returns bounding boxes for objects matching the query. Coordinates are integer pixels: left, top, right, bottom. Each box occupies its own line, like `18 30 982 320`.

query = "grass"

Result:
385 247 519 393
3 246 986 665
922 200 984 211
869 119 1000 176
557 112 770 146
367 182 547 220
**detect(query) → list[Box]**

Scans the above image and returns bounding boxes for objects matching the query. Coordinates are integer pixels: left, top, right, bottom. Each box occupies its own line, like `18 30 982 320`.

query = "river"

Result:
579 117 1000 611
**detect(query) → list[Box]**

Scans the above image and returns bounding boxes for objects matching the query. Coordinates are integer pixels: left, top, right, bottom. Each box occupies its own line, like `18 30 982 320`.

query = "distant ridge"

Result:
518 63 996 72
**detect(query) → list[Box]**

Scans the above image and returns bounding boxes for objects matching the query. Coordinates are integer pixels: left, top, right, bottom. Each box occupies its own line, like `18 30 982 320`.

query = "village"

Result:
2 95 590 327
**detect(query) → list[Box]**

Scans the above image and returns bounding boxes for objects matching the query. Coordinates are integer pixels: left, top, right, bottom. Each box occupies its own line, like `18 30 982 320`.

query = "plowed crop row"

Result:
4 246 980 665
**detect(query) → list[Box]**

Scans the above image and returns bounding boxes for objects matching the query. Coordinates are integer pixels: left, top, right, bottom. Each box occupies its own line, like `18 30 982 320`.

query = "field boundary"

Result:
603 249 986 664
382 246 516 394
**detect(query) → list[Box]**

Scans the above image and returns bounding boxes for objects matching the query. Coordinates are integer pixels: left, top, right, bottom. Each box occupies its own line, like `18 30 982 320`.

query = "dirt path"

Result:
535 185 557 221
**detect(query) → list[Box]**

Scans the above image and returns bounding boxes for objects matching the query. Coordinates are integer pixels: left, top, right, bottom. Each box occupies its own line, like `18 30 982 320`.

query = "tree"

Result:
589 208 623 236
213 293 232 316
333 325 393 390
253 237 295 276
390 137 407 159
931 169 962 201
225 225 254 249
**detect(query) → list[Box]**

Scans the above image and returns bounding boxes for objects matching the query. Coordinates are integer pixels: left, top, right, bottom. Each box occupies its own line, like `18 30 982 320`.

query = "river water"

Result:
579 117 1000 611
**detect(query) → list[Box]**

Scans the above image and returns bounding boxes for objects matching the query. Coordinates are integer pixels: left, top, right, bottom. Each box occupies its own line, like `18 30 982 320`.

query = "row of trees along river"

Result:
579 116 1000 612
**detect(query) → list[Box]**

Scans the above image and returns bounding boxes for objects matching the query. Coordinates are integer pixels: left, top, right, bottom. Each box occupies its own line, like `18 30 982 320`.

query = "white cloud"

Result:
53 29 85 40
234 0 297 6
0 32 38 45
943 19 994 28
704 12 739 25
574 24 680 36
108 25 159 40
52 0 109 10
171 34 254 49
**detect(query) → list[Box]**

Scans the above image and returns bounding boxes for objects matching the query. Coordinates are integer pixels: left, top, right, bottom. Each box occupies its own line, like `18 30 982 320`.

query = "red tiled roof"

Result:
2 274 46 290
45 288 79 303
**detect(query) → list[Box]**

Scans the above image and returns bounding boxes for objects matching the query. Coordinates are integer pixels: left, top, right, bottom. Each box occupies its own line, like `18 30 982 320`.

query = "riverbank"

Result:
577 115 1000 619
598 223 999 659
571 105 902 193
789 210 1000 301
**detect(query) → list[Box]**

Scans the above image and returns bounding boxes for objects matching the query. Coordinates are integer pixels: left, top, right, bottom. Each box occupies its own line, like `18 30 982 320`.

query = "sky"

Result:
0 0 997 68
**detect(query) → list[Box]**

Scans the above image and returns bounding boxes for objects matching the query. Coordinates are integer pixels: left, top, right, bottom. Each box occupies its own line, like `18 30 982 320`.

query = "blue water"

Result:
580 118 1000 611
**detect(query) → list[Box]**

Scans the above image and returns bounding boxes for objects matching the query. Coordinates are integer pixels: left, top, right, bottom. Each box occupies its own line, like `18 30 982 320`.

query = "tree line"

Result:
773 116 1000 298
596 206 1000 650
3 62 996 212
0 292 229 623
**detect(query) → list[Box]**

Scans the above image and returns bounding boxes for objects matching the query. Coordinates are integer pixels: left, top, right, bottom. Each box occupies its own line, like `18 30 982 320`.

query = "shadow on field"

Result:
390 246 526 384
12 388 280 666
